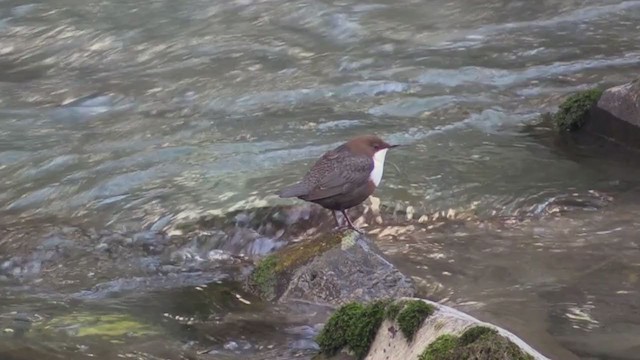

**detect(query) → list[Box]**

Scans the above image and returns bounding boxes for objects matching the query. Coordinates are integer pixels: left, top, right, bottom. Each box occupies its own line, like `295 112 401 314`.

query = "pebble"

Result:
223 341 239 351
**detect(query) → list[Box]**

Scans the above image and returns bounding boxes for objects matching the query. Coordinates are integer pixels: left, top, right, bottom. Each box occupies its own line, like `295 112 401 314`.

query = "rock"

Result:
367 298 549 360
586 79 640 148
553 79 640 148
223 341 239 350
595 79 640 128
246 230 415 305
315 298 549 360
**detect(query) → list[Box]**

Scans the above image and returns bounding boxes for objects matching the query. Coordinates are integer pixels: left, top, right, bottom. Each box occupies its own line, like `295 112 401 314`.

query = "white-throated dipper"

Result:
277 134 399 233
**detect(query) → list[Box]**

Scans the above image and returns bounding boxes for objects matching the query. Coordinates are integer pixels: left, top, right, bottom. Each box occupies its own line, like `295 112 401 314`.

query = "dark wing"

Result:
300 149 373 201
277 182 310 198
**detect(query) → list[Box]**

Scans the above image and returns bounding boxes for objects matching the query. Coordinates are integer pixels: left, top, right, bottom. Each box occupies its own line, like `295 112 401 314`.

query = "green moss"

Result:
452 326 534 360
347 301 388 358
249 255 277 300
316 300 387 360
457 325 498 346
418 334 458 360
553 88 603 132
396 300 435 341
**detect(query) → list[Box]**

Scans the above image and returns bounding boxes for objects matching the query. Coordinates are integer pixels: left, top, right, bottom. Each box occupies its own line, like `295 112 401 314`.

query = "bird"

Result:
277 134 399 233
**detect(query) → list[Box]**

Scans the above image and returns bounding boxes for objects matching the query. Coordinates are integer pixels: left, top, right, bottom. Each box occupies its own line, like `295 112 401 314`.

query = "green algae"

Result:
44 312 159 338
554 88 603 132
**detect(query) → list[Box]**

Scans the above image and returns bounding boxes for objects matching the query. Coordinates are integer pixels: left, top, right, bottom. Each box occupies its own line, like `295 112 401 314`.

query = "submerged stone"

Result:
43 312 160 338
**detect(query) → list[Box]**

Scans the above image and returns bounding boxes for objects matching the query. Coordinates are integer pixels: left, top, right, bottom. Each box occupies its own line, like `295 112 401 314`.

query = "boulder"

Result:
367 298 549 360
246 230 415 306
585 79 640 147
595 79 640 129
314 298 550 360
553 79 640 148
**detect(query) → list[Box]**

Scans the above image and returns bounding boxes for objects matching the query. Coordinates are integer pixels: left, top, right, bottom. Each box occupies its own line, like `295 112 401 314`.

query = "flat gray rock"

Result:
280 232 415 306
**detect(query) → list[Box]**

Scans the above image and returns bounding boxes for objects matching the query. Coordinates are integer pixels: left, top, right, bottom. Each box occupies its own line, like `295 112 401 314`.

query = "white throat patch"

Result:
370 148 388 186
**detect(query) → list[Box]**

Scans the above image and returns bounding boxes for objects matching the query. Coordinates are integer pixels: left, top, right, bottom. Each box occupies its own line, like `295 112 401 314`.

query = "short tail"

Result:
277 182 309 198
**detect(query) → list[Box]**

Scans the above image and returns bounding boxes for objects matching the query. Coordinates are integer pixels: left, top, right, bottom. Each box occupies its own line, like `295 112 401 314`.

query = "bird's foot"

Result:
341 210 364 234
332 210 365 235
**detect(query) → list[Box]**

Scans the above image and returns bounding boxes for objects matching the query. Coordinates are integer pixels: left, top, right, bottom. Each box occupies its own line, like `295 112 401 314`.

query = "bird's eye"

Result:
373 144 380 150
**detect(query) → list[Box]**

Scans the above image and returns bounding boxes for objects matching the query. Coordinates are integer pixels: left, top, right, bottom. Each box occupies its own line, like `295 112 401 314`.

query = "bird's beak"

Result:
388 144 400 149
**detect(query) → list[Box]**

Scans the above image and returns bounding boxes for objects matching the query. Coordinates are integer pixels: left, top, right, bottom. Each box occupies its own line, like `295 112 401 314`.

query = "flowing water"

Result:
1 0 640 359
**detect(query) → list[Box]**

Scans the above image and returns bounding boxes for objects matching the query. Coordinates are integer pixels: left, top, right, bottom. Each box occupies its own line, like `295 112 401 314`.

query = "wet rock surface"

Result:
552 79 640 149
365 298 547 360
595 79 640 128
583 79 640 148
279 232 415 306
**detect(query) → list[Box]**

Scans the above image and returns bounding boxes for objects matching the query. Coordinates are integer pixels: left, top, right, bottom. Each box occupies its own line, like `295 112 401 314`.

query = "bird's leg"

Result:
341 209 363 234
331 210 341 228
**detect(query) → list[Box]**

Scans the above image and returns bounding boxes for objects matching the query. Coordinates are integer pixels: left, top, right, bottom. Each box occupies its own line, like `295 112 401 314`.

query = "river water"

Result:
1 0 640 359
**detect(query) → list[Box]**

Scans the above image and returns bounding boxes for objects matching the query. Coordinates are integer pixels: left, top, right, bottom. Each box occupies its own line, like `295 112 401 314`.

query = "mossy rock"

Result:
247 230 356 300
396 300 435 341
452 325 534 360
316 300 389 360
316 299 438 359
553 88 603 132
418 326 534 360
